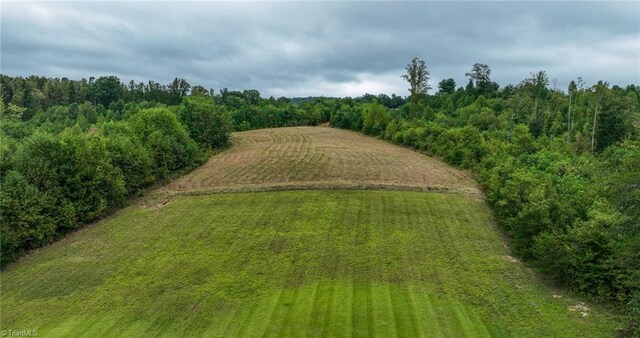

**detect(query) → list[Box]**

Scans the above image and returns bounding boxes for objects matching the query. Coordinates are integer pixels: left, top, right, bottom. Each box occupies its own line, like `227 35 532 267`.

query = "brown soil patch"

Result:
160 127 482 198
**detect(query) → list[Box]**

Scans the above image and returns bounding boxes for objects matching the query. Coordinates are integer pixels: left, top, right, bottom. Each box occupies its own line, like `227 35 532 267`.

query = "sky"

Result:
1 1 639 97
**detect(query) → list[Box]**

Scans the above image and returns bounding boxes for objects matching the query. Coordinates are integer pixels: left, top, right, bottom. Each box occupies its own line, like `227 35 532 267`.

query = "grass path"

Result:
0 191 621 336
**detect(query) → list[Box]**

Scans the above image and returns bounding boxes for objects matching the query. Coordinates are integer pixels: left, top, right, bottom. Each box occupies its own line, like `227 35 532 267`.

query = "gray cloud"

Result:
2 1 639 97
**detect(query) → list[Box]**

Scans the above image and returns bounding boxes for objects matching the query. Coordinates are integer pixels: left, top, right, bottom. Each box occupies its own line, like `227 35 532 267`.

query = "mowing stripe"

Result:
351 282 370 338
42 316 83 337
328 279 353 337
452 302 481 337
323 279 338 336
428 293 455 337
411 287 444 338
468 310 493 338
391 284 420 337
370 283 394 337
276 287 302 337
301 281 321 338
102 318 144 337
87 316 125 337
246 288 287 337
201 303 241 337
308 280 332 337
260 289 289 337
62 314 103 337
385 283 401 338
236 290 282 338
405 284 428 338
285 282 318 337
118 318 156 337
222 300 260 337
365 282 374 338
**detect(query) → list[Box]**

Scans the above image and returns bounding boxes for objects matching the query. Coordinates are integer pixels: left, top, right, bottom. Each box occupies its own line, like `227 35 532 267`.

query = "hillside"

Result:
161 127 481 198
0 127 623 337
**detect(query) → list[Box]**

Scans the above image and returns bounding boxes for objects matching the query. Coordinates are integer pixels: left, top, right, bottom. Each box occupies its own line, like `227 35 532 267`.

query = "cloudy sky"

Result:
2 1 639 97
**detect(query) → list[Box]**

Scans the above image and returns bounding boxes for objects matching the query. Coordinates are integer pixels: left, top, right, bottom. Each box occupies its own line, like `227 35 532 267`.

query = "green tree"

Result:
177 96 231 148
129 107 200 177
169 78 191 105
466 63 499 98
0 171 56 266
57 130 127 222
101 122 156 194
330 104 362 131
594 85 633 152
362 102 391 136
519 70 549 137
0 101 26 120
91 76 124 107
14 133 76 229
401 57 431 117
437 78 456 95
466 63 491 84
191 85 210 97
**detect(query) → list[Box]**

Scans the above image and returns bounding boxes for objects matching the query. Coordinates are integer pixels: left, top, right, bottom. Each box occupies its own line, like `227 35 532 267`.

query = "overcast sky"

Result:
2 1 639 97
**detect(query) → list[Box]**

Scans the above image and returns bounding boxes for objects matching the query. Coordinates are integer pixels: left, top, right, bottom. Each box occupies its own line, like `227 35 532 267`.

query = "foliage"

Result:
0 171 56 266
0 74 333 267
402 57 431 117
129 107 200 177
177 96 231 148
329 102 363 131
361 102 391 136
100 122 156 195
437 78 456 95
90 76 124 107
327 62 639 330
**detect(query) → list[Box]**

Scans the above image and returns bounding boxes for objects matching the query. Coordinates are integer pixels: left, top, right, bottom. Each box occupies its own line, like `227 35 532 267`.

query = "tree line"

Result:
331 59 639 335
0 75 333 267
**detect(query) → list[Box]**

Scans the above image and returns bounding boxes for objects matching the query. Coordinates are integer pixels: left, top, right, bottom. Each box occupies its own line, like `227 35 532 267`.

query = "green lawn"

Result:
0 190 621 337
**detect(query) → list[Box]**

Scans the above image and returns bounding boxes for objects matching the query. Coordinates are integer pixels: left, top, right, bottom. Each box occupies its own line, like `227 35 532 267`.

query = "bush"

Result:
177 96 231 148
362 102 391 136
431 126 487 168
330 104 362 131
58 131 127 223
100 122 155 195
0 171 56 266
129 107 200 177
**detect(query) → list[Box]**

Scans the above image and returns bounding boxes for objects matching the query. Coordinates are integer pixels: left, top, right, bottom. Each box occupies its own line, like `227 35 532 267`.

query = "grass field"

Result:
0 191 621 336
161 127 482 198
1 127 623 336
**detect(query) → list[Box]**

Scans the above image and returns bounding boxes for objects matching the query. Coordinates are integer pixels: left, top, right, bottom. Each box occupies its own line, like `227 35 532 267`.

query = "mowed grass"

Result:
0 190 621 337
162 127 482 198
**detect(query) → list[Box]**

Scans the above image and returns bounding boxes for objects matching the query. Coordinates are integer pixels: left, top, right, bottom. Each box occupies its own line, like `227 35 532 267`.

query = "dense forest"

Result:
1 66 639 333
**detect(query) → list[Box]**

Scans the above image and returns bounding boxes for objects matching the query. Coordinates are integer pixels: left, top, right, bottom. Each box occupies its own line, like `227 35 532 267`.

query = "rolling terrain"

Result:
161 127 482 198
0 127 622 337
